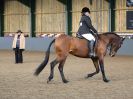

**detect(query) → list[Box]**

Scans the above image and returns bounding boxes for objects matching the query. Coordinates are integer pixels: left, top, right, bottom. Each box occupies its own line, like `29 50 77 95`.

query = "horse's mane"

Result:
101 32 120 38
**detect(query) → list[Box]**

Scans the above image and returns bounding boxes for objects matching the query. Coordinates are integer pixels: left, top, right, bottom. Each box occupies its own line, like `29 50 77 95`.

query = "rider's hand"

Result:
94 33 99 39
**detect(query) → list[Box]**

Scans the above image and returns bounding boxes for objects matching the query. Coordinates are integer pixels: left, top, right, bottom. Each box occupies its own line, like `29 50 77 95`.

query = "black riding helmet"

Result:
81 7 90 14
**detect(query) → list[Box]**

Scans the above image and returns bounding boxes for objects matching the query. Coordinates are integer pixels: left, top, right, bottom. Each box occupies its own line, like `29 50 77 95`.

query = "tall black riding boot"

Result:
89 40 95 57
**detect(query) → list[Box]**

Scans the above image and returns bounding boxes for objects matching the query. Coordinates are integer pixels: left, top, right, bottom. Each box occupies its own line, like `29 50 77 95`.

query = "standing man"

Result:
12 30 25 63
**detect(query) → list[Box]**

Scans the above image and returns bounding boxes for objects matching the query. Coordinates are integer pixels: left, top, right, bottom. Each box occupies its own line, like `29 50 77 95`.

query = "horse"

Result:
34 32 125 83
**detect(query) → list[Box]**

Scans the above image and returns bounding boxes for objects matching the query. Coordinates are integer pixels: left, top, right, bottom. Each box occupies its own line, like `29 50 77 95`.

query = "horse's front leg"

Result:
99 57 110 82
86 57 100 78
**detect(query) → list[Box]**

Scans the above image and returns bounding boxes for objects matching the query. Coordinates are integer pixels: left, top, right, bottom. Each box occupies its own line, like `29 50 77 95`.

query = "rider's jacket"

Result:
77 15 98 35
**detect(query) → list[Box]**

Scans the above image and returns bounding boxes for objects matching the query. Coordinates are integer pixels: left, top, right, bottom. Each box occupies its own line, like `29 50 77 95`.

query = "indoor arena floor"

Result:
0 50 133 99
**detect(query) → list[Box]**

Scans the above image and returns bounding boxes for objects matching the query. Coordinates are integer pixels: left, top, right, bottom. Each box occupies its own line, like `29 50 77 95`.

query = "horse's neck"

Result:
107 36 114 43
99 34 117 45
105 34 120 46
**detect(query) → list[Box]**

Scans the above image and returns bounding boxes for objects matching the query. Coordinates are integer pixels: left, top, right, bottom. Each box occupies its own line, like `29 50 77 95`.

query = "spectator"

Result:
12 30 25 63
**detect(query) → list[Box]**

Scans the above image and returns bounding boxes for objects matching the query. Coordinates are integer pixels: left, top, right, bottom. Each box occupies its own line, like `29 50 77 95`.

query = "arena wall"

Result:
3 0 66 37
0 37 133 56
2 0 133 37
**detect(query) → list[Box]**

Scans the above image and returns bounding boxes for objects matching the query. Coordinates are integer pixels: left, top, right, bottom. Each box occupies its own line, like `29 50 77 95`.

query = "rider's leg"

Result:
88 40 95 57
82 33 96 57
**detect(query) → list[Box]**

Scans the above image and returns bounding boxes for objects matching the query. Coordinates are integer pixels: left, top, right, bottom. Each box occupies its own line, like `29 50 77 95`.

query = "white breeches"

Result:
82 33 95 41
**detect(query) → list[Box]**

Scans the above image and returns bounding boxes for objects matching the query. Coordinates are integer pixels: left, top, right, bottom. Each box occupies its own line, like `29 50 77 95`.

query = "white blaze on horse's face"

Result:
110 50 116 57
109 45 117 57
109 37 125 57
110 44 120 57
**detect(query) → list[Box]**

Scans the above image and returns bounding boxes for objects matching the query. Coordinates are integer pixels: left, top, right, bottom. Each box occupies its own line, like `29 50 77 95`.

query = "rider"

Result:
77 7 98 57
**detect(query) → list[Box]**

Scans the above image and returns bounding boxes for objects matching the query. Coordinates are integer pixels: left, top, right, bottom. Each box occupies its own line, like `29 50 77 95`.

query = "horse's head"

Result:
109 37 125 57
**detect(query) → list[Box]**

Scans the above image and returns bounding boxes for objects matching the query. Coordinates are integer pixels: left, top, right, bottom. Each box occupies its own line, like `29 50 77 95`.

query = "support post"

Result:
29 0 36 37
0 0 4 37
66 0 72 35
110 0 115 32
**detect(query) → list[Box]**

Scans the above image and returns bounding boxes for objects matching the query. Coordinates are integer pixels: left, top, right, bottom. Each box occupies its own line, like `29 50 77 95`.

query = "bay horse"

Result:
34 32 125 83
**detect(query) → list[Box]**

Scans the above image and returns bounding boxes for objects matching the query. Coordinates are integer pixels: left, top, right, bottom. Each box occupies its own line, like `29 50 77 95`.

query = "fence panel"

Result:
35 0 66 36
4 0 29 36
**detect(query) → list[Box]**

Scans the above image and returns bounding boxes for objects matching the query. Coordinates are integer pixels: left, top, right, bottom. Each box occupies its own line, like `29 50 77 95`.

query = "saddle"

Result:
76 33 97 46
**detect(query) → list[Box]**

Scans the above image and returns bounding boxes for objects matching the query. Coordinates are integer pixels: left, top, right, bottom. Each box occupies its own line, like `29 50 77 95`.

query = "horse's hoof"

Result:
47 80 50 84
63 80 69 83
85 74 93 79
85 76 88 79
103 79 110 83
47 79 52 84
87 74 93 78
47 76 53 83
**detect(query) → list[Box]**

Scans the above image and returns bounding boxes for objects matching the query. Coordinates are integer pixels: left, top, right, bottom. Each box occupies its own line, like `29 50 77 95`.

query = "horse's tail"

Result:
34 39 55 76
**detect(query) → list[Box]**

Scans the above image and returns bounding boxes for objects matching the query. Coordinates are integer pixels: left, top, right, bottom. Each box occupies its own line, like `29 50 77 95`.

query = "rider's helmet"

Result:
81 7 90 14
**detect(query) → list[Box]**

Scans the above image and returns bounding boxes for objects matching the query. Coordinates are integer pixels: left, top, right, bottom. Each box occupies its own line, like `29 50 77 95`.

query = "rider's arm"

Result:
85 16 98 34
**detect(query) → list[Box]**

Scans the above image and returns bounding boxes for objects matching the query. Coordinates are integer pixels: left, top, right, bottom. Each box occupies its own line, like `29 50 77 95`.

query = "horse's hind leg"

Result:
86 57 100 78
47 59 59 83
58 59 68 83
